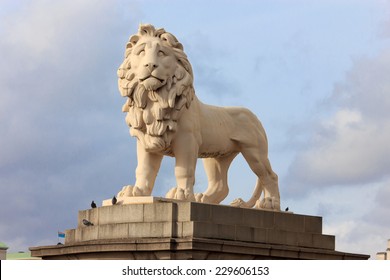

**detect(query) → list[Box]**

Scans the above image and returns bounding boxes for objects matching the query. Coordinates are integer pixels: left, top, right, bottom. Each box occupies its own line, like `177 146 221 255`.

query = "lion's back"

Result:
223 106 268 145
197 103 267 153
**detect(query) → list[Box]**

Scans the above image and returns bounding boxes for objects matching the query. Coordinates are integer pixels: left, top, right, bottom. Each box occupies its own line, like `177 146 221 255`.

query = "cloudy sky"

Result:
1 0 389 259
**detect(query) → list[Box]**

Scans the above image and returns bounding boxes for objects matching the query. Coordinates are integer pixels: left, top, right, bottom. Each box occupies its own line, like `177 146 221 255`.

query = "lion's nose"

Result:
144 63 158 72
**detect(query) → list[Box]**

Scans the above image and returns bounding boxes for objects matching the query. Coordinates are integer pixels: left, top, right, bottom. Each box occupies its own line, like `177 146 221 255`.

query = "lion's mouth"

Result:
139 75 165 91
139 75 165 83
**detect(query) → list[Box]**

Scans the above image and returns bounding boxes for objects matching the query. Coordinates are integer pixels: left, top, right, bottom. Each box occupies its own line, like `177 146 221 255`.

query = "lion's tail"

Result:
230 178 263 208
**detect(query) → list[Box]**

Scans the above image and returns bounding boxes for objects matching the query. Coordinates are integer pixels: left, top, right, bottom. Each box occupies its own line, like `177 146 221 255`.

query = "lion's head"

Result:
118 24 194 152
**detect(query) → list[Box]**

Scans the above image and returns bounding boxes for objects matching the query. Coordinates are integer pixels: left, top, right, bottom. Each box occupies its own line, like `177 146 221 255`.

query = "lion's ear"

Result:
127 35 139 48
138 24 157 36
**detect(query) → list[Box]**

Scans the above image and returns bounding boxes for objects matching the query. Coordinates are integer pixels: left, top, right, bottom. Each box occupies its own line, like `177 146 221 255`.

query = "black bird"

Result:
91 201 97 209
112 196 117 205
285 207 289 212
82 219 94 226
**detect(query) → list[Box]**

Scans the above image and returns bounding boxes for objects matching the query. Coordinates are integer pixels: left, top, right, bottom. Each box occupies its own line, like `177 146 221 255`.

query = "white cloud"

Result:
284 39 390 258
364 182 390 226
286 48 390 194
324 220 385 259
320 178 390 259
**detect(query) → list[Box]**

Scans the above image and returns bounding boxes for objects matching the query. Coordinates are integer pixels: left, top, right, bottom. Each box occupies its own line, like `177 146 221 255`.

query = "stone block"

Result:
210 204 243 225
253 228 268 243
312 234 335 250
176 202 191 221
78 208 99 227
128 223 150 238
236 225 255 242
296 232 313 248
242 208 274 228
98 204 144 225
64 229 75 243
217 224 236 240
173 222 183 238
128 222 173 238
192 221 238 240
150 222 173 238
143 203 173 222
274 212 305 232
75 226 99 242
267 229 298 247
193 222 218 239
98 224 129 239
304 215 322 233
182 221 194 237
376 253 386 260
189 203 212 222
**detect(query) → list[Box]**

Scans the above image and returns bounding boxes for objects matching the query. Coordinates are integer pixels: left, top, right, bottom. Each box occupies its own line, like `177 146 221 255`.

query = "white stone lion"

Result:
117 24 280 210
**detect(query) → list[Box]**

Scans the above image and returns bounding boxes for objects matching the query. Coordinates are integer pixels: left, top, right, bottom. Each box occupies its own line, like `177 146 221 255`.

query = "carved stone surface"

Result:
29 200 369 260
116 24 280 211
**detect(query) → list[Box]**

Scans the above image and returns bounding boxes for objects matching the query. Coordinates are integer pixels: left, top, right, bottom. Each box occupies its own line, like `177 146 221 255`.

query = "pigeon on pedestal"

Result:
82 219 94 226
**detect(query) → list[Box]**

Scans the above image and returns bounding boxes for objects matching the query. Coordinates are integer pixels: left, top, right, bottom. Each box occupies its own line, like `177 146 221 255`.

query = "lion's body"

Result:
117 24 280 210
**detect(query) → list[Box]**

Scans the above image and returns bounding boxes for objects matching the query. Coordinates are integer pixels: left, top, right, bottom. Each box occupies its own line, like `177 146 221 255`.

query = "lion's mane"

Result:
117 24 195 152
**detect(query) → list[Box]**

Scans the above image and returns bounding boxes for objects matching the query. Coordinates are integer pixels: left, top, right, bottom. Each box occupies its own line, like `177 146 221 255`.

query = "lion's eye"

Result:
158 50 166 57
136 50 145 56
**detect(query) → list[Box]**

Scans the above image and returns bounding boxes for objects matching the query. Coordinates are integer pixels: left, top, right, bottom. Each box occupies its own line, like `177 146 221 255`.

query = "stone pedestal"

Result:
30 198 369 260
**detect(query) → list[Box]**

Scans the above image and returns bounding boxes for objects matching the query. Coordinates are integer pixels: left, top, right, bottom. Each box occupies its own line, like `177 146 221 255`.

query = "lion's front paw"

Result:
255 197 280 211
165 187 195 202
165 187 177 199
117 185 134 198
117 185 151 198
133 186 149 196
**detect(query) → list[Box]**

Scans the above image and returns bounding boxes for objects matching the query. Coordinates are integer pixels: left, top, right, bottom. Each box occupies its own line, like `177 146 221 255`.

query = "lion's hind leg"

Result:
241 147 280 211
196 153 237 204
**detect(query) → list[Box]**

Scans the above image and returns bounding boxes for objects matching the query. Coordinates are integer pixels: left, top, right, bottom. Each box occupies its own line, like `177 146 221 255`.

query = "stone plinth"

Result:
30 199 369 260
102 196 160 206
376 239 390 260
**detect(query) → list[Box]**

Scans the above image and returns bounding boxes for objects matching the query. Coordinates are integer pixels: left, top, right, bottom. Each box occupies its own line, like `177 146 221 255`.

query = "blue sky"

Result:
1 0 390 259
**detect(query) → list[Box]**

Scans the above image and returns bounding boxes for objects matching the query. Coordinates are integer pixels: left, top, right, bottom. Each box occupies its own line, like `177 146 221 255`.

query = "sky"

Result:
1 0 389 259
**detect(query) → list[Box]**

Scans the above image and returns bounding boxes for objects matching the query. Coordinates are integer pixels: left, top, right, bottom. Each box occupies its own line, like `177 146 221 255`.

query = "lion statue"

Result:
116 24 280 210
